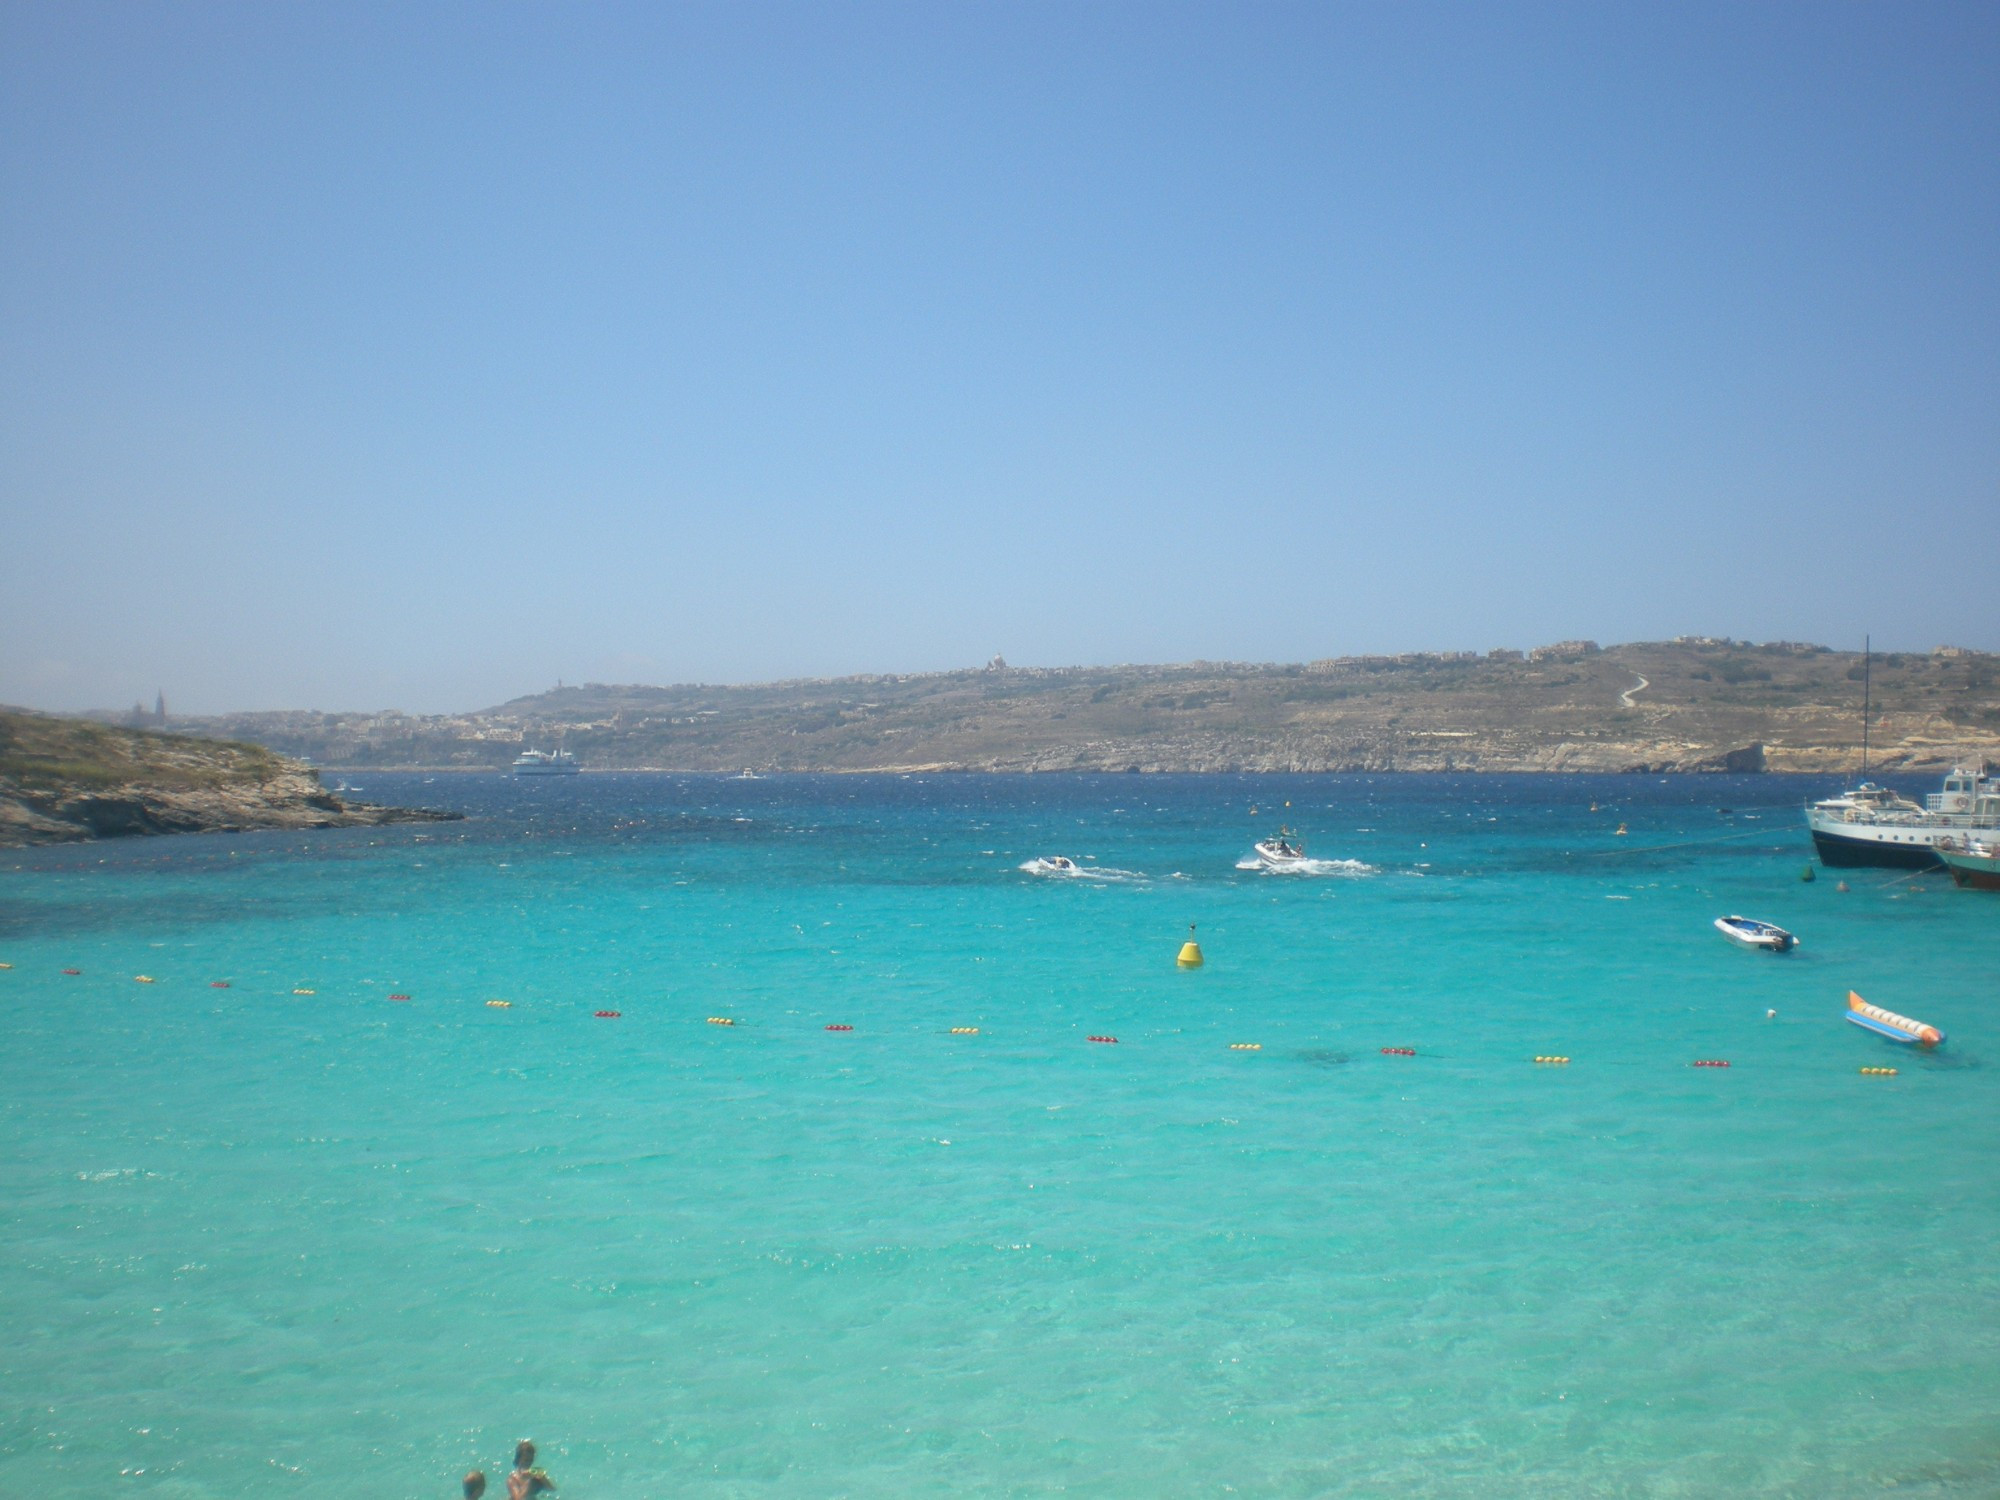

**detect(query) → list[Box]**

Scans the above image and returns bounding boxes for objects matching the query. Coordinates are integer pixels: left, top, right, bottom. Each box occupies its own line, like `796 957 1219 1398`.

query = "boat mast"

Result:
1860 634 1871 780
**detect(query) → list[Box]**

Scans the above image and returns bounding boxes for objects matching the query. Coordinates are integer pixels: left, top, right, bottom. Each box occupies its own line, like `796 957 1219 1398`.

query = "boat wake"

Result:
1020 858 1147 882
1235 856 1378 877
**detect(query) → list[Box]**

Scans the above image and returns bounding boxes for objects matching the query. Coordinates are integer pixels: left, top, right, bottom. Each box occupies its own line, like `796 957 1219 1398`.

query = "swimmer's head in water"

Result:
513 1441 535 1471
463 1471 486 1499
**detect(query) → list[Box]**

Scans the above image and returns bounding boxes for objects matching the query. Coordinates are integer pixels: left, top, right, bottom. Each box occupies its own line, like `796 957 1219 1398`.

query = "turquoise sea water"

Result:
3 772 1997 1498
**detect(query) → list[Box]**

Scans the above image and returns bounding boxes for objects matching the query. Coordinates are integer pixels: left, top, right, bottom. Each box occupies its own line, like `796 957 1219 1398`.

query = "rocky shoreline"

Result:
0 710 463 848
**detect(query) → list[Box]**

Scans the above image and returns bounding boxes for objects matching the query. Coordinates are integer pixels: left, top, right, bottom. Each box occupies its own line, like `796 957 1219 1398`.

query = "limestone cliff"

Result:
161 640 2000 777
0 710 463 847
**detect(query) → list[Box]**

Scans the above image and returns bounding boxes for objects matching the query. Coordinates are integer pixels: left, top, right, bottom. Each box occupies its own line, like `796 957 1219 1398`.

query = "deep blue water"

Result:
3 772 1996 1498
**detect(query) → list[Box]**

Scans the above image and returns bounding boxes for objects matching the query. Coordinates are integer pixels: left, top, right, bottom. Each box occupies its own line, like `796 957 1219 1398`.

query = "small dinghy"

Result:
1846 991 1944 1047
1714 915 1798 952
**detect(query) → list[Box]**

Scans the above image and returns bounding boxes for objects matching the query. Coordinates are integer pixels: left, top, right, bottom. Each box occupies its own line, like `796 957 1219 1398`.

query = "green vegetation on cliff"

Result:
1 711 286 792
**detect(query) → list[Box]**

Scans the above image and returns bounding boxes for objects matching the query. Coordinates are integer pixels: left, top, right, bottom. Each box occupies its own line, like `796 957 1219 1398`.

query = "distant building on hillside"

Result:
1529 641 1600 661
1487 649 1524 662
986 655 1009 673
125 691 167 728
1934 644 1976 658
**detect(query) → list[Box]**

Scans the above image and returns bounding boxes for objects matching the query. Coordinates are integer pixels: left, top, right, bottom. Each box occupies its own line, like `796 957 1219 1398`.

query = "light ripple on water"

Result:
2 771 1996 1498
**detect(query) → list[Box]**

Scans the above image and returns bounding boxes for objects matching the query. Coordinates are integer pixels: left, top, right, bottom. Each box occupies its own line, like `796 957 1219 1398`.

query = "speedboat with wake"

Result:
1022 855 1079 875
1714 915 1798 953
1253 829 1308 869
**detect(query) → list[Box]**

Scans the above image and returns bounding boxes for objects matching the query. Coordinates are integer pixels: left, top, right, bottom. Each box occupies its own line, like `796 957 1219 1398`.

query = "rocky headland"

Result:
0 710 464 847
153 639 2000 779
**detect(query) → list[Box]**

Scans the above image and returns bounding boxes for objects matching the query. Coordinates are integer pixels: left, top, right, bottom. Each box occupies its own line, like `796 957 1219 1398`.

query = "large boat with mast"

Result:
1804 638 2000 866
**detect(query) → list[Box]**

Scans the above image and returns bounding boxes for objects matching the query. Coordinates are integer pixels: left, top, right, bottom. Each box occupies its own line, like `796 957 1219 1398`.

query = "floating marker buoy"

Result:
950 1027 979 1035
825 1024 853 1032
1860 1066 1897 1076
1177 922 1203 968
292 988 315 996
1692 1059 1731 1068
707 1017 736 1026
388 993 410 1001
1229 1043 1261 1051
212 981 231 989
1801 865 1816 883
62 968 81 975
486 999 511 1008
595 1010 621 1018
1088 1035 1118 1044
1534 1055 1570 1065
1382 1047 1416 1057
0 962 12 969
134 975 155 984
1766 1009 1777 1019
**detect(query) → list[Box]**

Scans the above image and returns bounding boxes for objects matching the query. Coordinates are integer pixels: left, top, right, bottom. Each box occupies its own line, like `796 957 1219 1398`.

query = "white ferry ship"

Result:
511 747 581 776
1806 765 2000 868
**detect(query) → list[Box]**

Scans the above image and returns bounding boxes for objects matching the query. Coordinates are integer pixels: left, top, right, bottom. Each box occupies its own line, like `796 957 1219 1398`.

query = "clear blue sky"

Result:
4 1 1997 714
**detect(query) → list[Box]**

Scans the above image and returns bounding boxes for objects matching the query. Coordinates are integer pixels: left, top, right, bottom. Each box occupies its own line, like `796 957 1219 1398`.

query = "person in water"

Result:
463 1474 486 1499
508 1441 556 1498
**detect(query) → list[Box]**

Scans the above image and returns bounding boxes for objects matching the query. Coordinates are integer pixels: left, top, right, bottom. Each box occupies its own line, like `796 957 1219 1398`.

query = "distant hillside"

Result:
156 640 2000 776
0 709 461 846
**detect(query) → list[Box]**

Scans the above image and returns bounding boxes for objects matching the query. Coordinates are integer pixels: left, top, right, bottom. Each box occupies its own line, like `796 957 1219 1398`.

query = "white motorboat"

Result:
1714 915 1798 953
1023 855 1078 874
1253 829 1308 868
512 748 581 776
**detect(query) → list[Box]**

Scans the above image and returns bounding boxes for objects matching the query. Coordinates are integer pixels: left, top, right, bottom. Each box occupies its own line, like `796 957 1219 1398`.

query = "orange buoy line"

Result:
211 981 231 988
388 992 410 1001
62 968 81 975
825 1024 853 1032
1087 1035 1118 1044
594 1010 621 1018
1692 1059 1731 1068
1381 1047 1416 1057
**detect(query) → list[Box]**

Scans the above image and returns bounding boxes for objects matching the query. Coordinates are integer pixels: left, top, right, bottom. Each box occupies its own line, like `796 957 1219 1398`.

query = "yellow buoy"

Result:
134 975 156 984
1229 1042 1261 1051
707 1016 736 1026
292 988 315 996
1177 923 1204 968
1534 1055 1571 1065
486 999 511 1008
1860 1066 1897 1076
950 1026 979 1035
